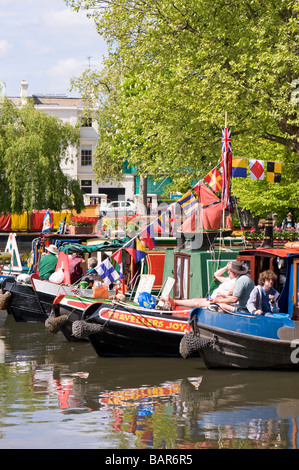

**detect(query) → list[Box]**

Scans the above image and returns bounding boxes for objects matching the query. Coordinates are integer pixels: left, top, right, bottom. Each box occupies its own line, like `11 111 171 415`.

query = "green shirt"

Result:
38 253 58 280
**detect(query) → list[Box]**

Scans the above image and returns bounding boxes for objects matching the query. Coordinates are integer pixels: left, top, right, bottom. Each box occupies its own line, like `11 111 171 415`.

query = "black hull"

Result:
83 304 191 357
196 323 299 370
2 278 54 322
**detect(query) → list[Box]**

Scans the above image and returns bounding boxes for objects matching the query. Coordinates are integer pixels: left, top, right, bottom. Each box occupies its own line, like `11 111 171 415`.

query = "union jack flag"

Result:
221 127 232 210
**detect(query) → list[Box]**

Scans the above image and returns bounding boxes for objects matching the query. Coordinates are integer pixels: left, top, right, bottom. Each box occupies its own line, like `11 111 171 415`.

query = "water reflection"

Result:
1 310 299 449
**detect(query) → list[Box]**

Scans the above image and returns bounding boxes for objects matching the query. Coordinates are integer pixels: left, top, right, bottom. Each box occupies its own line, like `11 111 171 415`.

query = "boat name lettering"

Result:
100 309 187 332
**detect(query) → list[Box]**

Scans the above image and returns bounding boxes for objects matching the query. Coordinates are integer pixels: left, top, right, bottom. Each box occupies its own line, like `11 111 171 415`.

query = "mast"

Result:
222 113 228 230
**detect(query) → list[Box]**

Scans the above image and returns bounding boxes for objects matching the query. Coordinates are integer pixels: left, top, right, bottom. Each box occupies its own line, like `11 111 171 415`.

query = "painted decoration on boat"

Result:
99 307 189 334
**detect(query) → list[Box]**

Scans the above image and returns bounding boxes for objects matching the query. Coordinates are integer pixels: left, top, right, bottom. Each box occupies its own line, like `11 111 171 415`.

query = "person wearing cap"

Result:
215 261 255 312
38 244 59 280
281 212 295 230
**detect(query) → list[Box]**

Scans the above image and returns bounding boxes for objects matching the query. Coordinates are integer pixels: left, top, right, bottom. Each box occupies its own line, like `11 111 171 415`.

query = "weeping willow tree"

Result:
0 98 85 214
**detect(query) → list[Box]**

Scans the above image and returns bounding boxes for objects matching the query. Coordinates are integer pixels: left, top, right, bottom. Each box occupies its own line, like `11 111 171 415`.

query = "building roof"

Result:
8 95 85 107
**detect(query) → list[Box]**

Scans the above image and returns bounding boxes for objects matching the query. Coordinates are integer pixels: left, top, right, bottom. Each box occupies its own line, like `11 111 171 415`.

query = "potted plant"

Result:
69 216 97 234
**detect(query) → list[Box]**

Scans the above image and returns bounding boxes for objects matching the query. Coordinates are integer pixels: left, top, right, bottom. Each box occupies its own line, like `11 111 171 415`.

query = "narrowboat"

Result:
181 245 299 369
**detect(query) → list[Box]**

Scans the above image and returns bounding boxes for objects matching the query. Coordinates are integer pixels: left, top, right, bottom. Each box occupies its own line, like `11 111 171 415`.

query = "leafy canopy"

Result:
66 0 299 216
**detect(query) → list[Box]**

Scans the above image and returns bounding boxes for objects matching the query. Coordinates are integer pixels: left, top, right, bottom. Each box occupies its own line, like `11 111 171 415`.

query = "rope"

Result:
0 291 11 310
72 320 104 339
45 314 68 333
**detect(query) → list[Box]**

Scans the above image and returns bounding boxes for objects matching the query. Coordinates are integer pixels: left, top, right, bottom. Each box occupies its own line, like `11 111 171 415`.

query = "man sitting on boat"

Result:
38 244 58 280
161 262 236 310
246 270 280 316
214 261 255 313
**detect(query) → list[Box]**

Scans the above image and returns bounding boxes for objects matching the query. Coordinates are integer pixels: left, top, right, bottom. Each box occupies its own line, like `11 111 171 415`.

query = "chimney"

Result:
19 80 28 105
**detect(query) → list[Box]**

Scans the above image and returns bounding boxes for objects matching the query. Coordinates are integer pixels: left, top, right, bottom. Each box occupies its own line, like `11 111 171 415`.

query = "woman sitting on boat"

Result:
162 261 255 313
161 262 236 309
246 270 280 316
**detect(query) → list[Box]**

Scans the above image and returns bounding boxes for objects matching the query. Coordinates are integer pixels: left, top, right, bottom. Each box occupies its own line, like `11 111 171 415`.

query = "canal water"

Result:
1 309 299 451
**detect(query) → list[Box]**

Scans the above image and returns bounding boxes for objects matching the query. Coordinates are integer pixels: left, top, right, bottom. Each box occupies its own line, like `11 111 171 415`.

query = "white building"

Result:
8 80 135 202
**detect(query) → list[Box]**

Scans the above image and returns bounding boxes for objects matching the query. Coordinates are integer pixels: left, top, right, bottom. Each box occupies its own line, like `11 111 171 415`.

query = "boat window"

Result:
174 252 190 299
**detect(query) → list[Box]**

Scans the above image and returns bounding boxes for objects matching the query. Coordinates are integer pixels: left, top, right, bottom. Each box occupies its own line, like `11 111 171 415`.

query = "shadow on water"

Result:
1 309 299 449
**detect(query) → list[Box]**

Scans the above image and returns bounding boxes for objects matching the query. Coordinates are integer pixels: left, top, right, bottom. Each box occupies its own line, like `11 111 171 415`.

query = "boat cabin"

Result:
237 246 299 320
163 247 239 300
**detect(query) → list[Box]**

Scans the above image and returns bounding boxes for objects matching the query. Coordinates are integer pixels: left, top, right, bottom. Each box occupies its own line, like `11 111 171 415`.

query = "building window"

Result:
81 180 92 193
81 148 92 166
81 117 92 127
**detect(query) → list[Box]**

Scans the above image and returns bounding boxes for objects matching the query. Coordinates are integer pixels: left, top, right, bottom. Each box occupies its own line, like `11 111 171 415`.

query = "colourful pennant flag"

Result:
42 209 52 233
178 189 199 217
136 238 147 262
266 161 282 183
124 238 137 260
168 203 176 236
221 127 232 209
157 212 167 235
112 249 122 265
204 167 223 192
250 159 264 180
140 223 155 250
112 250 123 278
232 157 247 178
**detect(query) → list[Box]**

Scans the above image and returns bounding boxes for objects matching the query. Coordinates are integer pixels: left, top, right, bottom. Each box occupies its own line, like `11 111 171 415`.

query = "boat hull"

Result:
49 294 113 342
82 303 191 357
188 309 299 370
1 277 74 323
1 277 51 322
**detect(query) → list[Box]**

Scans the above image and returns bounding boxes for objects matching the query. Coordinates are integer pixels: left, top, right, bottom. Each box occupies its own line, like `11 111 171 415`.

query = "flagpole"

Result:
222 113 227 232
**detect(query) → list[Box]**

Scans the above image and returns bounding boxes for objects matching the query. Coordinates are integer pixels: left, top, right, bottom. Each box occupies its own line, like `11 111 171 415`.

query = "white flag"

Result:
96 258 120 286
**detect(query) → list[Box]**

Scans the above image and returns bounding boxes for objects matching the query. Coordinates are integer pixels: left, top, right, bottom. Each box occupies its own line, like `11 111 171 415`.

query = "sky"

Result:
0 0 107 97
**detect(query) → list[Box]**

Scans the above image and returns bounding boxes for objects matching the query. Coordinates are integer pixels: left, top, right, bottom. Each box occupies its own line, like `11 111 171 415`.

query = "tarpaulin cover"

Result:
59 238 130 254
0 213 11 231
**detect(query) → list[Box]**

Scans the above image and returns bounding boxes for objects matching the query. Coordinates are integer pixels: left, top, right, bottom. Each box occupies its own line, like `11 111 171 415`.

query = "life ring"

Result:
284 242 299 250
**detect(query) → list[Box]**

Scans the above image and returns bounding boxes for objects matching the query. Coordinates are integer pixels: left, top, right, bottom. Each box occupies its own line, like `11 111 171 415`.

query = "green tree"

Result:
66 0 299 214
0 98 84 213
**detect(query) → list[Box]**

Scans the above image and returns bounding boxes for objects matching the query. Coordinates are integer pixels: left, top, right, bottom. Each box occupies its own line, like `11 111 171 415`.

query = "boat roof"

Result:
240 246 299 258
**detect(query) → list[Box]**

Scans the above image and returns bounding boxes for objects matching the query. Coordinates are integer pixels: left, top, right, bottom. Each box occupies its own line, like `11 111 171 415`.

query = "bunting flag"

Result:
157 212 167 235
221 127 232 209
42 210 52 233
192 181 200 199
168 203 176 236
266 161 282 183
140 223 155 250
250 159 264 180
178 189 199 217
112 249 122 265
136 238 148 262
95 258 120 286
112 249 124 278
232 157 247 178
204 167 223 192
124 238 137 261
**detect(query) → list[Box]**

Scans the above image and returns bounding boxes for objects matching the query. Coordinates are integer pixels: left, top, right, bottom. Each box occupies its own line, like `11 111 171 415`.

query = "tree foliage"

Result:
0 98 84 213
66 0 299 216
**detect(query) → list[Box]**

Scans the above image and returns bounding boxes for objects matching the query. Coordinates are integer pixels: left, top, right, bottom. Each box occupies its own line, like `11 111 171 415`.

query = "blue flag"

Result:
42 210 52 233
96 258 120 286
